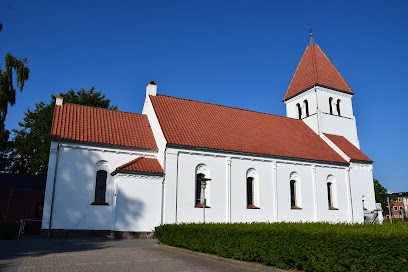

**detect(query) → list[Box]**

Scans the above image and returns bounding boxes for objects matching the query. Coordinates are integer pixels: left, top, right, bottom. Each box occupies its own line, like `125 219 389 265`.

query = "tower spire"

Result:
309 27 315 44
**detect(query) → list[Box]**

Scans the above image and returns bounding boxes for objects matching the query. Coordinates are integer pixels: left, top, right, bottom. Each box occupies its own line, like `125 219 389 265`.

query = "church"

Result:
41 39 379 236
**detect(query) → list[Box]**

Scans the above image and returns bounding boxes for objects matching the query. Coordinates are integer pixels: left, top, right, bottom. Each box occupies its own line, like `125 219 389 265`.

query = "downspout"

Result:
347 167 354 222
48 141 60 239
174 151 179 223
161 147 167 225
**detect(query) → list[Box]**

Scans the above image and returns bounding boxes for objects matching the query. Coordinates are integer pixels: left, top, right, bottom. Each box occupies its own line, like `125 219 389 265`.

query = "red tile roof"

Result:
283 43 353 101
324 133 373 163
150 95 348 164
51 103 158 150
115 157 163 174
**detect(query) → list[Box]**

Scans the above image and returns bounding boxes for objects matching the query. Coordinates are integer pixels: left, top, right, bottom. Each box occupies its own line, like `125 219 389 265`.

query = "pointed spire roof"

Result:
283 42 353 101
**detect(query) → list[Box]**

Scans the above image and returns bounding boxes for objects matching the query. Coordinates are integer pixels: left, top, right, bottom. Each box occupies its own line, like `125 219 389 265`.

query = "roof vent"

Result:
146 81 157 96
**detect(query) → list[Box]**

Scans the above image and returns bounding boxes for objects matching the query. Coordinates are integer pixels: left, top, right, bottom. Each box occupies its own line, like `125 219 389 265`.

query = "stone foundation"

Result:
40 229 154 239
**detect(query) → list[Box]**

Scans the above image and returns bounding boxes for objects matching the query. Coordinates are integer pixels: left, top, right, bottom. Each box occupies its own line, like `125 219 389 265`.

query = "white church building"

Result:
41 40 379 236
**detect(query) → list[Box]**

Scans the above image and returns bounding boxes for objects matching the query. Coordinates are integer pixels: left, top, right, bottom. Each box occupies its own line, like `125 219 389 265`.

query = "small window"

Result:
398 197 402 202
394 206 398 211
195 173 205 206
395 215 399 218
290 180 297 208
329 97 333 115
336 99 341 116
247 177 254 206
195 164 210 208
400 206 404 210
327 182 333 208
296 103 302 119
95 170 108 202
304 100 309 117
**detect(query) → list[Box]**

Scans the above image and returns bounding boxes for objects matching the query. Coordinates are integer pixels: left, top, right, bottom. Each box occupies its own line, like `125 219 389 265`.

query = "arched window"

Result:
327 182 333 208
304 100 309 117
296 103 302 119
289 172 301 209
362 195 367 210
327 175 337 209
246 169 259 208
92 161 110 205
195 164 210 208
337 99 341 116
329 97 333 115
95 170 107 202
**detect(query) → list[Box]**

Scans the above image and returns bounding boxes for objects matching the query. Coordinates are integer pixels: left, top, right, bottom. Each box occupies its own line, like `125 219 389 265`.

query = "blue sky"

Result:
1 1 407 192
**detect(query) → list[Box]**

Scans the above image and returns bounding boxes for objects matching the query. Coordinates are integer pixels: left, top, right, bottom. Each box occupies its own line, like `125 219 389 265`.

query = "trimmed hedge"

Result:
155 222 408 271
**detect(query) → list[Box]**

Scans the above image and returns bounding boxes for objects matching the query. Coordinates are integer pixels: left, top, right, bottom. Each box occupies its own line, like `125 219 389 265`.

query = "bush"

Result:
155 222 408 271
0 223 19 240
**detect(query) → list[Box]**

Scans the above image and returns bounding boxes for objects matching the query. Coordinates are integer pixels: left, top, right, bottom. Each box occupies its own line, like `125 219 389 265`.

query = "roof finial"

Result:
309 27 315 44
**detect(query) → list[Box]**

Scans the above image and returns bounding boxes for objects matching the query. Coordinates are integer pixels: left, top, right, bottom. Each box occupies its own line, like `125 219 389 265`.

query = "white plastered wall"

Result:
163 147 368 225
42 141 158 231
113 174 162 232
285 86 359 148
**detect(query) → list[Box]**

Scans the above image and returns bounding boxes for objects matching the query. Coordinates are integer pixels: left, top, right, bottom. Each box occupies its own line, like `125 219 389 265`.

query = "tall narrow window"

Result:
337 99 341 116
195 173 205 206
290 180 297 208
246 169 259 209
329 97 333 114
304 100 309 117
92 161 110 205
247 177 254 206
290 172 300 209
95 170 107 202
195 164 210 208
362 196 367 210
296 103 302 119
327 182 333 208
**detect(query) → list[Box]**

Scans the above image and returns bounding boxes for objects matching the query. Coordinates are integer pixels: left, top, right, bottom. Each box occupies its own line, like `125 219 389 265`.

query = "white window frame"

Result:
327 175 338 209
195 164 210 207
394 206 398 211
246 168 259 208
289 172 301 209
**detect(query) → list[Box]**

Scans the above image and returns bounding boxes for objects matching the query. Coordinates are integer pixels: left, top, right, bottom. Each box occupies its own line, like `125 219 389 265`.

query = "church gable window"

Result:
336 99 341 116
296 103 302 119
246 169 259 209
304 100 309 117
195 164 210 208
290 172 301 209
92 161 110 205
329 97 333 115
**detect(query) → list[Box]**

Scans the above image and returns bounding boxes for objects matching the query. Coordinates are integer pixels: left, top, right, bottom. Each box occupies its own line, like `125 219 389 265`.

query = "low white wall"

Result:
114 174 162 232
42 141 158 231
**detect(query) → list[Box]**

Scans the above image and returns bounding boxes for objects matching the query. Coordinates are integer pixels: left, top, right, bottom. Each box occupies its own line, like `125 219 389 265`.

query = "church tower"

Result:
283 36 360 149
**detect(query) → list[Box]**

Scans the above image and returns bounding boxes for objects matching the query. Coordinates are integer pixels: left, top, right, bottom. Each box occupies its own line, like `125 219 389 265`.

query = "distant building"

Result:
0 173 46 224
384 192 408 220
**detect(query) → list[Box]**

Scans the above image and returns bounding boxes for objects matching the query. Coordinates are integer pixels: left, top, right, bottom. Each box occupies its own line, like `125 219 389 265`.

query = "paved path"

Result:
0 238 283 272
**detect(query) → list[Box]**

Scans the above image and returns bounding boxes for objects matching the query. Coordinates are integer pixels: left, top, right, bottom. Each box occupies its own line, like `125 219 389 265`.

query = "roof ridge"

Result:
154 94 302 122
61 103 145 116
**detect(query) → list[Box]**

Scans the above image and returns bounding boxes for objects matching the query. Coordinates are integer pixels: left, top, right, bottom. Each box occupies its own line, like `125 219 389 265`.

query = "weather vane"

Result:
309 27 312 37
309 27 314 44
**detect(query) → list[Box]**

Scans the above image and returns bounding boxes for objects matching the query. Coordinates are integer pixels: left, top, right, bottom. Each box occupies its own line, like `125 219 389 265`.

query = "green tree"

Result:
0 53 30 169
373 179 395 216
8 87 117 175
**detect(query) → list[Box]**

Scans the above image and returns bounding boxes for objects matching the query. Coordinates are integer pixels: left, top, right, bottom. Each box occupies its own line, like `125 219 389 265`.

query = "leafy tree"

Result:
0 54 30 169
373 179 395 216
7 87 117 175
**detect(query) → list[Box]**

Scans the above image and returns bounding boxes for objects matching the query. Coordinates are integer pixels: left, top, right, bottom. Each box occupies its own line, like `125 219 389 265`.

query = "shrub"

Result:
155 222 408 272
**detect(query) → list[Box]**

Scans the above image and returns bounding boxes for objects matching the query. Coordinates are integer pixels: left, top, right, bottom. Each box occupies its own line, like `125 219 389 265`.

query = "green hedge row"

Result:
155 222 408 271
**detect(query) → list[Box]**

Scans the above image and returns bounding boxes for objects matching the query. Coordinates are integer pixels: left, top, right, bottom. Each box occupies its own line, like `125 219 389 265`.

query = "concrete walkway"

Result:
0 238 285 272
